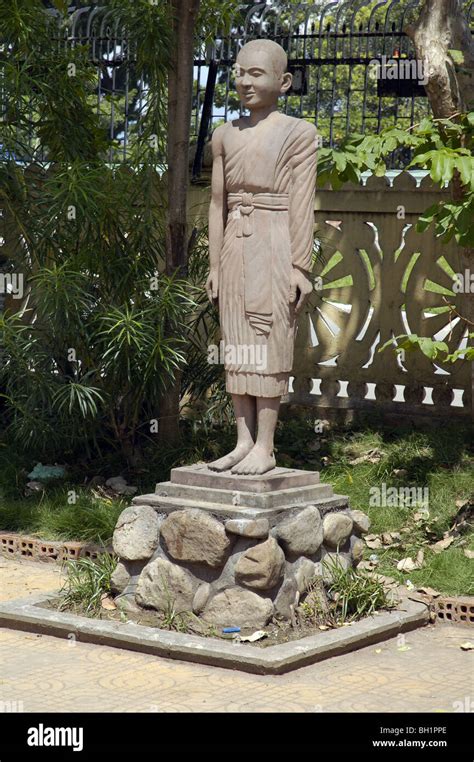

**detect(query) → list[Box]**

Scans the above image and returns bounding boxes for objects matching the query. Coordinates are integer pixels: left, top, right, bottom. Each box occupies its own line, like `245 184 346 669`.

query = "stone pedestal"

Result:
110 465 370 628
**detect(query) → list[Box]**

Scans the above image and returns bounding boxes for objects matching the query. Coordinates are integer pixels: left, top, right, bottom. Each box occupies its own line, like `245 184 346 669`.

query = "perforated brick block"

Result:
60 541 86 561
434 596 474 626
36 541 62 562
83 545 101 560
0 533 19 556
83 545 115 561
18 537 37 558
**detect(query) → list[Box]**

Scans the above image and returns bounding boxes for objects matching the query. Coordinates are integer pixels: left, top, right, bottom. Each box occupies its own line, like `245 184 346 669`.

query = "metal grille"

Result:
1 1 473 167
192 0 474 173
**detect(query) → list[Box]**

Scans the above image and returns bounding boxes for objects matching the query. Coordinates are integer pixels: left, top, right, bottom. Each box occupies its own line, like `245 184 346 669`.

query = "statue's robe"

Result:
212 112 318 397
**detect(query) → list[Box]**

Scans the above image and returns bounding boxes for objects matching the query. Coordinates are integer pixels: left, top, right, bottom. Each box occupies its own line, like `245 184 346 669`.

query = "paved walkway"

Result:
0 556 472 713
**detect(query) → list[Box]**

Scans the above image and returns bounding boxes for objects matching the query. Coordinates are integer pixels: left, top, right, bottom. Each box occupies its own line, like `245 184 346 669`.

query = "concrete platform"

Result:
0 592 429 675
170 464 320 493
140 465 348 515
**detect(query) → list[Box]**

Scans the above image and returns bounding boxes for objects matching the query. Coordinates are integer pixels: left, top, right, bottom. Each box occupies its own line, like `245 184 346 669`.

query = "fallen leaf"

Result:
377 575 398 588
416 586 441 598
365 534 382 549
368 572 396 588
100 594 116 611
380 531 402 548
349 448 385 466
397 555 423 572
408 593 431 604
430 537 454 554
358 560 378 571
413 510 430 523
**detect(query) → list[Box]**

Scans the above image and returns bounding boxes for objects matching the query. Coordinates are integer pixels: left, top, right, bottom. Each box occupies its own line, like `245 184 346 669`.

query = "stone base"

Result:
170 464 321 492
111 466 370 629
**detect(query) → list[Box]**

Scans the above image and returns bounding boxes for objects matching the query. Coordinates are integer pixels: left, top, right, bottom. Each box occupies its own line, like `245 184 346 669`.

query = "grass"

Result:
58 554 117 615
275 416 473 596
0 487 126 545
299 563 394 627
326 560 396 621
0 417 472 595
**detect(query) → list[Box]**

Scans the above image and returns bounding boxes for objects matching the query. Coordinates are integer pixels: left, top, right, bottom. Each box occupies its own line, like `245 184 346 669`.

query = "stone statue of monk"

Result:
206 39 318 475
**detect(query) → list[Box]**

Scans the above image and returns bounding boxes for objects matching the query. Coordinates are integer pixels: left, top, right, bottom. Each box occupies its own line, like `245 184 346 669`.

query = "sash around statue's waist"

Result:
227 191 289 238
226 191 290 337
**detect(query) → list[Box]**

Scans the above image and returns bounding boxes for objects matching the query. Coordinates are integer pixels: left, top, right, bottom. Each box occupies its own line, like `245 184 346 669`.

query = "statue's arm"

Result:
206 124 227 302
288 121 319 313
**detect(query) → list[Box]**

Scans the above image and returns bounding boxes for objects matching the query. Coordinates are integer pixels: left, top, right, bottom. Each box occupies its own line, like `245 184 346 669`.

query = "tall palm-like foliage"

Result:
0 0 197 464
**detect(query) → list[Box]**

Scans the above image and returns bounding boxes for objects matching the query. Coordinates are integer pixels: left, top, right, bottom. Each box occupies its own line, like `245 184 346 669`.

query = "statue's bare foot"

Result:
230 446 276 475
208 442 254 472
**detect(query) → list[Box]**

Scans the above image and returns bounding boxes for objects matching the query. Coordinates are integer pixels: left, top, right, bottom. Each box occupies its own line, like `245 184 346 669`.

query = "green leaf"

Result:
416 203 439 232
449 49 465 65
344 163 361 185
446 347 474 362
334 152 347 172
431 152 457 185
455 156 474 187
418 338 449 360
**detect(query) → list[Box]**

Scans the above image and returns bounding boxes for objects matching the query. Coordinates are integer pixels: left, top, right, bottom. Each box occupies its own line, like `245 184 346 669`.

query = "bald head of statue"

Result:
237 39 288 77
234 39 293 109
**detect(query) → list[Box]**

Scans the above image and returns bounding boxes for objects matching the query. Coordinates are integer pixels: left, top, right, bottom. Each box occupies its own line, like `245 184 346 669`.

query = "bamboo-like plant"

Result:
0 1 196 464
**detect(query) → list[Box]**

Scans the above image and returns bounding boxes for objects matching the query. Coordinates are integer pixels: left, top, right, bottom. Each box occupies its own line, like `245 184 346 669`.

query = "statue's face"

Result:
234 49 290 109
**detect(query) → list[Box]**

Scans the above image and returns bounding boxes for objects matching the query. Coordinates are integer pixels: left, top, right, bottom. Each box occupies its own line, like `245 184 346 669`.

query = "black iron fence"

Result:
192 0 474 172
1 1 473 168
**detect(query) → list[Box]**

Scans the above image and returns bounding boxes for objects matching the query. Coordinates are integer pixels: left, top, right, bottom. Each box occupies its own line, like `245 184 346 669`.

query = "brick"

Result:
18 537 37 558
36 541 62 562
434 596 474 626
60 541 87 562
0 533 19 557
83 544 113 561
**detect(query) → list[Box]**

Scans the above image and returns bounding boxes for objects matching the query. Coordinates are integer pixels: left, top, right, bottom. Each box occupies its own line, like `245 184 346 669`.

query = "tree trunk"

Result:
160 0 200 445
406 0 474 419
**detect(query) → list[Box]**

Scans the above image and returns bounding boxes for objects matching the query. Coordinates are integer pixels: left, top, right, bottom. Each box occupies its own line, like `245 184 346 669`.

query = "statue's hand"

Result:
206 268 219 303
289 267 313 314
